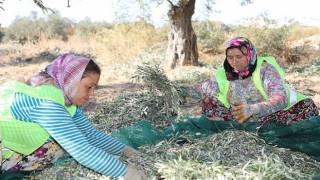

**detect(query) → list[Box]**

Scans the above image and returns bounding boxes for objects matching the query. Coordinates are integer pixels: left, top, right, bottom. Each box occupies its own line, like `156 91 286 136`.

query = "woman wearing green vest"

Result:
0 53 146 179
180 36 319 124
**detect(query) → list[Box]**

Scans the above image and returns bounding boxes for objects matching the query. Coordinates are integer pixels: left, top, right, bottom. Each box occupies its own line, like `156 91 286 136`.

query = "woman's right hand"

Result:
123 167 147 180
231 101 259 123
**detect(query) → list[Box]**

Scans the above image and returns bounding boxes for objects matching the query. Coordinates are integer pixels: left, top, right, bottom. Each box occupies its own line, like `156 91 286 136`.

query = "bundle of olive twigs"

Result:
88 62 183 132
131 62 182 121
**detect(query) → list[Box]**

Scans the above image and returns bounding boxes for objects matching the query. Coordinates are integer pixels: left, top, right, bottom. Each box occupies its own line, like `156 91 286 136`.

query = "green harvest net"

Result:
111 115 320 160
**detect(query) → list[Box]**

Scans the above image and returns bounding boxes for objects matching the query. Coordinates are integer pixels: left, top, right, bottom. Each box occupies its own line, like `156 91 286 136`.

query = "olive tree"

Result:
163 0 253 68
165 0 198 68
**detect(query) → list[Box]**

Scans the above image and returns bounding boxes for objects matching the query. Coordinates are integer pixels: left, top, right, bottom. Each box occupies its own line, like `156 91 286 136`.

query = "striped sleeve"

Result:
72 107 125 155
30 101 127 178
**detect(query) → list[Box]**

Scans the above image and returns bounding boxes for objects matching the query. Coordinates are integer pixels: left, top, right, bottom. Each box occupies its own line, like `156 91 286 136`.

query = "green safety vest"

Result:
215 56 308 109
0 81 76 158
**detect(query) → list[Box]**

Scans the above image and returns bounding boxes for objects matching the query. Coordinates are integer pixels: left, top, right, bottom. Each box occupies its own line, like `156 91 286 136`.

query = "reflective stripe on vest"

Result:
215 56 308 109
0 81 76 157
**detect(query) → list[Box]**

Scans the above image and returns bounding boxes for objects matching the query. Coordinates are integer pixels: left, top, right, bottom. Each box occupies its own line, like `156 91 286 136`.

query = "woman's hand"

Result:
123 145 139 158
123 167 147 180
231 101 259 123
122 146 147 179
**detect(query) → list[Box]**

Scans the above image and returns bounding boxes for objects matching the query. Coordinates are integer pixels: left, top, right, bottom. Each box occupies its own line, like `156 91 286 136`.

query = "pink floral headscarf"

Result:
226 36 257 66
224 36 257 80
26 53 91 106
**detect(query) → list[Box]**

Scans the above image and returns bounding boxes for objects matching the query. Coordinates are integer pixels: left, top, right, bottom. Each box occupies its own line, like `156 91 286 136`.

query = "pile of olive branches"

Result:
31 129 320 179
88 62 183 131
123 130 320 179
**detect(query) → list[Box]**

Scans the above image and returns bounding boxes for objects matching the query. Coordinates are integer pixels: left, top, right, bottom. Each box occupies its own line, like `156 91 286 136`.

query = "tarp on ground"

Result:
112 115 320 160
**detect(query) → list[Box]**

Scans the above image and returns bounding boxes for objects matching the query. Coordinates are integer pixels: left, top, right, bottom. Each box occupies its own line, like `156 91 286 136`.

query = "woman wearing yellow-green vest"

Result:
0 53 146 179
180 36 319 124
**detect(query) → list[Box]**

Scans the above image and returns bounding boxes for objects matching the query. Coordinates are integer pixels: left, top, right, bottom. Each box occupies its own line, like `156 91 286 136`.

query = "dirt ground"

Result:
0 62 319 113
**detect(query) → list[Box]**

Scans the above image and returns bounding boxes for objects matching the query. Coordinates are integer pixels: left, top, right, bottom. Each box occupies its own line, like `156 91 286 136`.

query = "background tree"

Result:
0 0 53 13
4 17 35 43
0 0 4 11
4 11 72 43
74 18 112 37
163 0 253 69
45 13 73 41
32 0 54 13
165 0 198 69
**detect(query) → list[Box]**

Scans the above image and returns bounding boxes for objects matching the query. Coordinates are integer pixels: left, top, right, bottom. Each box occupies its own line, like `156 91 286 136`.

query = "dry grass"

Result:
93 22 166 65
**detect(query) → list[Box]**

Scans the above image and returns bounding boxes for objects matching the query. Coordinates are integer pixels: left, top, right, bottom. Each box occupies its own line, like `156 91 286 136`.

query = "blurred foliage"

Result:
74 18 112 37
0 29 4 42
93 20 167 64
3 12 72 42
224 15 320 64
1 10 320 65
44 13 73 41
193 20 229 55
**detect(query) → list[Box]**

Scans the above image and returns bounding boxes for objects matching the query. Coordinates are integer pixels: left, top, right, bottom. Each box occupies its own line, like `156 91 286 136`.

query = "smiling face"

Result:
72 72 100 106
226 47 249 72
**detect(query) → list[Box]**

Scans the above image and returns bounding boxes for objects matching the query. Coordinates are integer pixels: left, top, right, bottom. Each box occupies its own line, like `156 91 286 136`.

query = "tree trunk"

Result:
166 0 199 69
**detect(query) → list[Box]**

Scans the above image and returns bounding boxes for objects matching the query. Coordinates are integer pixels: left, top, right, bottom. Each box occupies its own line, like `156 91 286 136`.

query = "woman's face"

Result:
226 48 249 71
72 72 100 106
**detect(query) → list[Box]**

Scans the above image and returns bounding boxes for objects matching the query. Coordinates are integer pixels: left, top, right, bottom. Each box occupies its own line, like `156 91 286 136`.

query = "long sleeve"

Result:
254 63 288 116
180 76 220 101
30 101 128 177
72 108 125 155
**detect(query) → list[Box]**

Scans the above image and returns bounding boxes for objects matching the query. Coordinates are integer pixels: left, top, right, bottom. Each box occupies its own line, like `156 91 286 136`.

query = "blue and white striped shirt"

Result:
10 92 128 178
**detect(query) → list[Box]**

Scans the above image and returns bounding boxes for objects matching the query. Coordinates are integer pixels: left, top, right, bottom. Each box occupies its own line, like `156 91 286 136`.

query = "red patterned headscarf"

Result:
26 53 91 106
224 36 257 80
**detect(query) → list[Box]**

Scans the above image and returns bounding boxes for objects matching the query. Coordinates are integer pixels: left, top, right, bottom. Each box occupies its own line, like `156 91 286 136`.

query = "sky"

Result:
0 0 320 27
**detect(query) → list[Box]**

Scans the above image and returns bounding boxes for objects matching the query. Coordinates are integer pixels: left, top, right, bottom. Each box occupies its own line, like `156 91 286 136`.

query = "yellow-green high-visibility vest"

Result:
215 56 308 109
0 81 76 158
